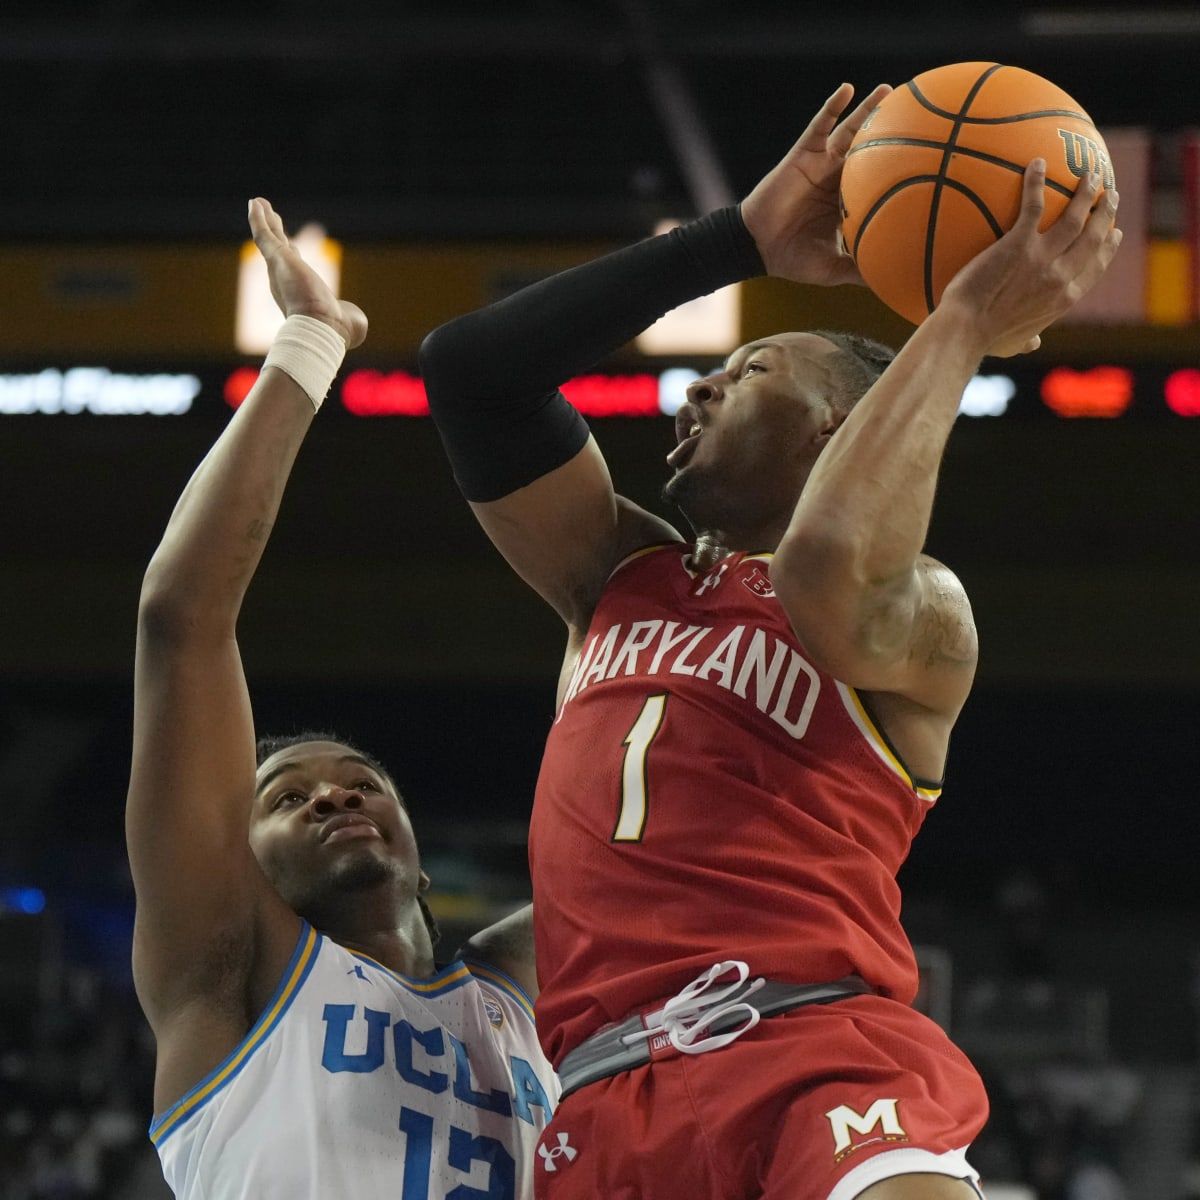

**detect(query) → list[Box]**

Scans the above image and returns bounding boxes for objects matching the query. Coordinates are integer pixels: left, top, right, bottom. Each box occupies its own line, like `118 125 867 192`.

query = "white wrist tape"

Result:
262 314 347 412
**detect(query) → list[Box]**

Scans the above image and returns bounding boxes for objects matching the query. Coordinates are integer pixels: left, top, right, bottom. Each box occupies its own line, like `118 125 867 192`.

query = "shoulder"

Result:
455 904 538 1002
563 496 684 639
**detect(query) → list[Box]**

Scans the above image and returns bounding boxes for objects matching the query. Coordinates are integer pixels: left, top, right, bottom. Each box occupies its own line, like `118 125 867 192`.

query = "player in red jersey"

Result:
421 84 1120 1200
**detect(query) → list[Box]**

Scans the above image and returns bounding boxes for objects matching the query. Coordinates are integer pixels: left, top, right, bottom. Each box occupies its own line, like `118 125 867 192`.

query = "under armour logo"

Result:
538 1132 578 1172
695 562 729 596
347 965 370 982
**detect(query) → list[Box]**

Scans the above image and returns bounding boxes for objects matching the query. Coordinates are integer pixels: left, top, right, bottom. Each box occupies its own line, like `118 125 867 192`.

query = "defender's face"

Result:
248 741 421 910
664 333 842 533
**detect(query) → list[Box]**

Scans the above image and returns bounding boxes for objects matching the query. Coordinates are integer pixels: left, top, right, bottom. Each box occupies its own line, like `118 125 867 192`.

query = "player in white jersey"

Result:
126 198 556 1200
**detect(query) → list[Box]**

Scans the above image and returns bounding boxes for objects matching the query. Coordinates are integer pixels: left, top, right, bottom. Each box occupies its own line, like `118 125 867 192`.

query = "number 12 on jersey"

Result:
399 1105 514 1199
613 694 667 842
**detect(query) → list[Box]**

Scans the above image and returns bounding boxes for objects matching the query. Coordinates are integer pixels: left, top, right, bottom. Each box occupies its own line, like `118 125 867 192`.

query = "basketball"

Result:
840 62 1113 325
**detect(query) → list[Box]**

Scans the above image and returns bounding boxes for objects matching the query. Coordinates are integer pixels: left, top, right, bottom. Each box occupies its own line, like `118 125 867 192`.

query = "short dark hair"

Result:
810 330 896 412
254 730 440 947
255 729 392 780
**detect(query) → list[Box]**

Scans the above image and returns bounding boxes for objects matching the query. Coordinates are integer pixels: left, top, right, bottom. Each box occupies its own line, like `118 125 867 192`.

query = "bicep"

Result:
126 617 294 1025
470 438 681 628
776 553 977 717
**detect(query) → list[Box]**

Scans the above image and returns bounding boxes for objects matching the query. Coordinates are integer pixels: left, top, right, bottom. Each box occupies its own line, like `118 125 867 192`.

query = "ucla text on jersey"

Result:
151 923 557 1200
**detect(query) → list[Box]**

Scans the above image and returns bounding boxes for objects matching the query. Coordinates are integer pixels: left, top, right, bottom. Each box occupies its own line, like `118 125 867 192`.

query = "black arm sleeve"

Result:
420 206 766 502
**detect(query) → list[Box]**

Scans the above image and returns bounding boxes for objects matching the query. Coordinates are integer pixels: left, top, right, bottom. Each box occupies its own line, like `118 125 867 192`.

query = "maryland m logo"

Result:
825 1098 908 1162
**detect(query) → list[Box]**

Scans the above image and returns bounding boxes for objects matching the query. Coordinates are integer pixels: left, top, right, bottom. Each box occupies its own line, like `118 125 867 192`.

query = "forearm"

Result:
139 367 315 633
421 209 763 502
781 303 986 582
423 208 762 398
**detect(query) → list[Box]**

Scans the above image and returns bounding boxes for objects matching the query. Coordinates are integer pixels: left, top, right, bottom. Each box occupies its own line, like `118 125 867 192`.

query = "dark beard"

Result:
292 853 397 928
661 471 708 535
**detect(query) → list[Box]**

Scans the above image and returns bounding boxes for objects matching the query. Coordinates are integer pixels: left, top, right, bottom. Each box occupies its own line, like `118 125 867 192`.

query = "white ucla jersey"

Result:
150 922 557 1200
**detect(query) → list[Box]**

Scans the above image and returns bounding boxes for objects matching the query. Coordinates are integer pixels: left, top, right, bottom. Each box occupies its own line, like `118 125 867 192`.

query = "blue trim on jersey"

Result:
348 952 476 1001
148 922 322 1148
462 960 537 1025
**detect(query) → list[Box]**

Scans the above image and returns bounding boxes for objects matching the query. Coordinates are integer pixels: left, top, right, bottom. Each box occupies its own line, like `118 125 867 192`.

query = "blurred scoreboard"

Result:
0 123 1195 371
1 359 1198 420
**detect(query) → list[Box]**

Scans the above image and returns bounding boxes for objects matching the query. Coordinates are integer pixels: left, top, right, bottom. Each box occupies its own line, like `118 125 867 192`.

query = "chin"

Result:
290 854 395 915
331 852 396 890
662 466 725 534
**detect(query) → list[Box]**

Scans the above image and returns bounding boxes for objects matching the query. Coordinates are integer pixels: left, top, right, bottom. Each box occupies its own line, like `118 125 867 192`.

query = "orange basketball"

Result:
839 62 1113 325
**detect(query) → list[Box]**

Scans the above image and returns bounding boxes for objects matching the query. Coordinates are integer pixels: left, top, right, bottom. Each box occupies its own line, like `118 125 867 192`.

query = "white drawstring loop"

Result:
620 960 767 1056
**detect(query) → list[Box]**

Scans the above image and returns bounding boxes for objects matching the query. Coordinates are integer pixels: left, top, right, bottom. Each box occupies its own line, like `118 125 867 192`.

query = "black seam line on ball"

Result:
851 174 940 261
938 177 1005 239
923 63 1005 316
905 79 1089 126
849 138 1075 199
848 173 1003 265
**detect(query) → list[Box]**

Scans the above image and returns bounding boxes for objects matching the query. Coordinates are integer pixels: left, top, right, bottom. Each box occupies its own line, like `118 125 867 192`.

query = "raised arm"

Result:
126 201 365 1100
771 162 1121 719
420 84 888 634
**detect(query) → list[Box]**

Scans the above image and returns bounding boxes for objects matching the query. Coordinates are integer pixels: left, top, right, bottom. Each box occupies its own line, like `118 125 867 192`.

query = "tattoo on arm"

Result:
912 574 977 670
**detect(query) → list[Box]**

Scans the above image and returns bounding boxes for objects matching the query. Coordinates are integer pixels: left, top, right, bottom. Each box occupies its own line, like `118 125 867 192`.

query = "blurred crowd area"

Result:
0 965 166 1200
2 863 1198 1200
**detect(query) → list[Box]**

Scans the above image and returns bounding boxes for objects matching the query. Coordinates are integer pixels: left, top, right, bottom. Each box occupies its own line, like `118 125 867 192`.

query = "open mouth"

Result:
667 419 703 469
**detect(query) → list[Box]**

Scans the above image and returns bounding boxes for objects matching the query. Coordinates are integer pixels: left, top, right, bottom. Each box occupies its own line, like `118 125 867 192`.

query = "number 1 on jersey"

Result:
613 694 667 842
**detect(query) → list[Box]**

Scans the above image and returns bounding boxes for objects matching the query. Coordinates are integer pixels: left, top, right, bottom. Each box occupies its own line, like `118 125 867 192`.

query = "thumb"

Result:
826 254 865 287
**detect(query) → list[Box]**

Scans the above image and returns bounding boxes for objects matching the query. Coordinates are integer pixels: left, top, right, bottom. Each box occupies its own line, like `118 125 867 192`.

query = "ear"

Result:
811 399 848 446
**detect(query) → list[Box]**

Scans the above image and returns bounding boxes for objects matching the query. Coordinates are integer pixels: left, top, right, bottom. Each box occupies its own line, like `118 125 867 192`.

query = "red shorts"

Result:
534 994 988 1200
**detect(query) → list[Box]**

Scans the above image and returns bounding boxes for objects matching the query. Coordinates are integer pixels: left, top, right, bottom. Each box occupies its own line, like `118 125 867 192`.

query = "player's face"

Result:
662 333 843 536
248 741 422 916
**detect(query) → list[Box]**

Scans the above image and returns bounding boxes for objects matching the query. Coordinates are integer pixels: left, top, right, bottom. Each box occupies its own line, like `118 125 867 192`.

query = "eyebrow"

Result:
724 341 780 371
255 754 382 795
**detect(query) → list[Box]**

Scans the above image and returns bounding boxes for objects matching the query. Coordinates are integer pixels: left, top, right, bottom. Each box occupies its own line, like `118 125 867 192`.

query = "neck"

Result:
319 897 437 978
691 510 793 568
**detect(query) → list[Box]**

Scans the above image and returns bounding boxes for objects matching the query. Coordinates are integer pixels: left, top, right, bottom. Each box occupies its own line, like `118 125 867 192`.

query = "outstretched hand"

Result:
740 82 892 287
939 161 1121 358
248 198 368 350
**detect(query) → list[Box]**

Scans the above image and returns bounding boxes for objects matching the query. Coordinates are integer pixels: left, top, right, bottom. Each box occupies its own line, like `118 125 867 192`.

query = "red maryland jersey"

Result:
529 544 946 1067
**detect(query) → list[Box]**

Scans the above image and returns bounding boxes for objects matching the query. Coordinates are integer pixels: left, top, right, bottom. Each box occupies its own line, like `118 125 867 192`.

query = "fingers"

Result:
1068 219 1123 301
1058 185 1119 275
782 80 891 170
1041 169 1104 254
1011 159 1047 234
248 197 288 255
247 197 266 239
786 82 854 158
827 83 893 158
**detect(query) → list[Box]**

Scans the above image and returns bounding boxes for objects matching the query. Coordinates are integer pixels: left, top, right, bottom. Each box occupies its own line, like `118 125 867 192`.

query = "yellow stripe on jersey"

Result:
835 681 943 803
149 923 320 1147
350 954 474 996
464 963 537 1022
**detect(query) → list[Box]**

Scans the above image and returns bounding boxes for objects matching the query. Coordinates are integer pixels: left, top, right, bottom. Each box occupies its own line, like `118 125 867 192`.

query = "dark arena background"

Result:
2 2 1199 1197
